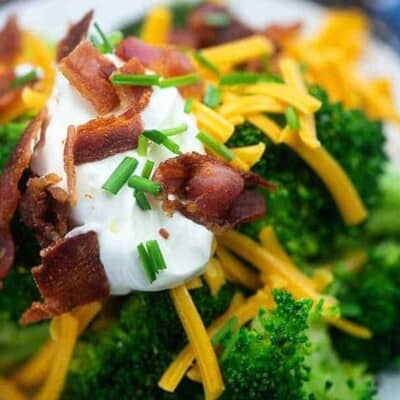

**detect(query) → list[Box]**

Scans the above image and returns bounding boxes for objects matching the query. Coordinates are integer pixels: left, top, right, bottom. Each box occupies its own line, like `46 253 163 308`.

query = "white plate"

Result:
1 0 399 398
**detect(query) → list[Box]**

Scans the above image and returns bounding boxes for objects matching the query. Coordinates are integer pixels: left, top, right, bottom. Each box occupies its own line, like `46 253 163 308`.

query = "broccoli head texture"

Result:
227 86 386 262
62 284 235 400
330 240 400 372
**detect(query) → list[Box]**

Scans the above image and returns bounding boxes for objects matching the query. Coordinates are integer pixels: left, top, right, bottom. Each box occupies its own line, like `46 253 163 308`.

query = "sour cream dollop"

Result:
31 63 214 294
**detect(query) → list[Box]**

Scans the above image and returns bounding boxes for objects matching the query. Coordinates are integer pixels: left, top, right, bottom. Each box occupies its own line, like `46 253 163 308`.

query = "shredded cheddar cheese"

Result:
203 258 227 296
141 6 172 45
169 285 224 399
325 317 372 340
246 114 281 144
0 378 26 400
186 277 204 290
230 142 266 168
312 268 334 292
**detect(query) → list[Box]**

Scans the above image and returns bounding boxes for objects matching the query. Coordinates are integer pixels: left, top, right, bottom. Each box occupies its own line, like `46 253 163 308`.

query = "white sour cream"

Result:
31 65 213 294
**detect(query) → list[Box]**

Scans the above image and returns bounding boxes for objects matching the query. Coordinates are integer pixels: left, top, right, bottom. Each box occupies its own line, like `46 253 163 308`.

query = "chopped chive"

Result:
205 12 231 28
285 106 300 130
261 53 270 74
137 242 155 281
107 31 123 48
134 190 151 210
94 22 113 53
10 70 37 89
141 160 155 178
184 98 194 114
111 74 160 86
128 176 161 195
211 316 238 346
137 135 148 157
196 131 235 161
90 34 102 49
219 72 274 86
146 240 167 270
193 51 220 75
203 84 221 109
102 157 138 195
161 124 188 136
220 329 240 362
159 73 200 88
143 130 181 154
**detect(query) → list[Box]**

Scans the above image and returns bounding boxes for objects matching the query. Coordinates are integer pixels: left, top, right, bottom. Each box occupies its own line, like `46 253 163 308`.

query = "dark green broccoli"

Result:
62 284 234 400
329 240 400 372
220 290 312 400
227 86 386 262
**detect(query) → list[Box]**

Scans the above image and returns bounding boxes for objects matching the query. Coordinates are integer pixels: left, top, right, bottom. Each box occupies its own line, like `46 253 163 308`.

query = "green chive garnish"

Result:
134 190 151 210
90 34 102 49
111 74 160 86
128 176 161 195
107 31 123 48
10 70 38 89
161 124 188 136
196 131 235 161
141 159 155 178
194 51 220 75
137 240 167 282
184 98 194 114
219 72 273 86
159 73 200 88
138 135 148 157
146 240 167 270
102 157 138 195
137 242 155 281
203 84 221 109
94 22 113 53
205 12 231 28
143 130 181 154
211 316 238 346
285 106 300 130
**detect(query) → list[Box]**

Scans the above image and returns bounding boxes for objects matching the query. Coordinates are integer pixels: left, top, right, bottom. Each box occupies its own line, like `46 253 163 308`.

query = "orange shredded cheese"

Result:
141 6 172 45
169 285 224 399
186 277 204 290
246 114 281 144
325 317 372 339
203 258 226 296
0 377 26 400
312 268 334 292
230 142 266 168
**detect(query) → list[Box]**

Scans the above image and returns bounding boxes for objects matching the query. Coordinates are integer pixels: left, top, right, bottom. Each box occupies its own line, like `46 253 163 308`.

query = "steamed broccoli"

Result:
227 87 386 262
329 240 400 372
62 284 234 400
220 290 312 400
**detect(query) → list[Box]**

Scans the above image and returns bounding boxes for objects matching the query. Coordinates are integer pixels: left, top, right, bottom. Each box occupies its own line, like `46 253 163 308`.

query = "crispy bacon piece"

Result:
112 57 152 112
74 111 143 165
56 10 94 62
59 41 119 115
0 15 22 65
263 22 302 50
19 174 69 248
0 109 47 279
64 125 77 204
20 231 110 324
153 152 272 231
0 68 20 111
168 29 199 49
116 37 203 98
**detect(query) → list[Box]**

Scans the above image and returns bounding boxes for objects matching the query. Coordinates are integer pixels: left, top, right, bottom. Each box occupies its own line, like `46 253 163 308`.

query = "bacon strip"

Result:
153 152 272 231
56 10 94 62
59 41 119 115
116 37 203 98
0 109 47 279
19 174 69 248
0 15 22 65
112 57 152 112
20 231 110 324
64 125 77 204
74 111 142 165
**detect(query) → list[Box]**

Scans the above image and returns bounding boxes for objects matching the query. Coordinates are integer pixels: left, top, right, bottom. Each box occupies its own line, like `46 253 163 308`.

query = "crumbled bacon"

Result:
153 152 272 232
19 174 69 248
20 231 110 324
64 125 77 204
112 57 153 112
59 41 119 115
0 109 47 279
263 22 302 50
56 10 94 62
168 28 199 49
74 110 143 165
116 37 203 98
0 15 22 65
159 228 170 240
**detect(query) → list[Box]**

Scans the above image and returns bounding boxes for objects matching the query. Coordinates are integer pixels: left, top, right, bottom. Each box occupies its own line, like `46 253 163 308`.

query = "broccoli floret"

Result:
62 284 234 400
219 290 312 400
305 325 377 400
329 241 400 372
227 87 386 262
